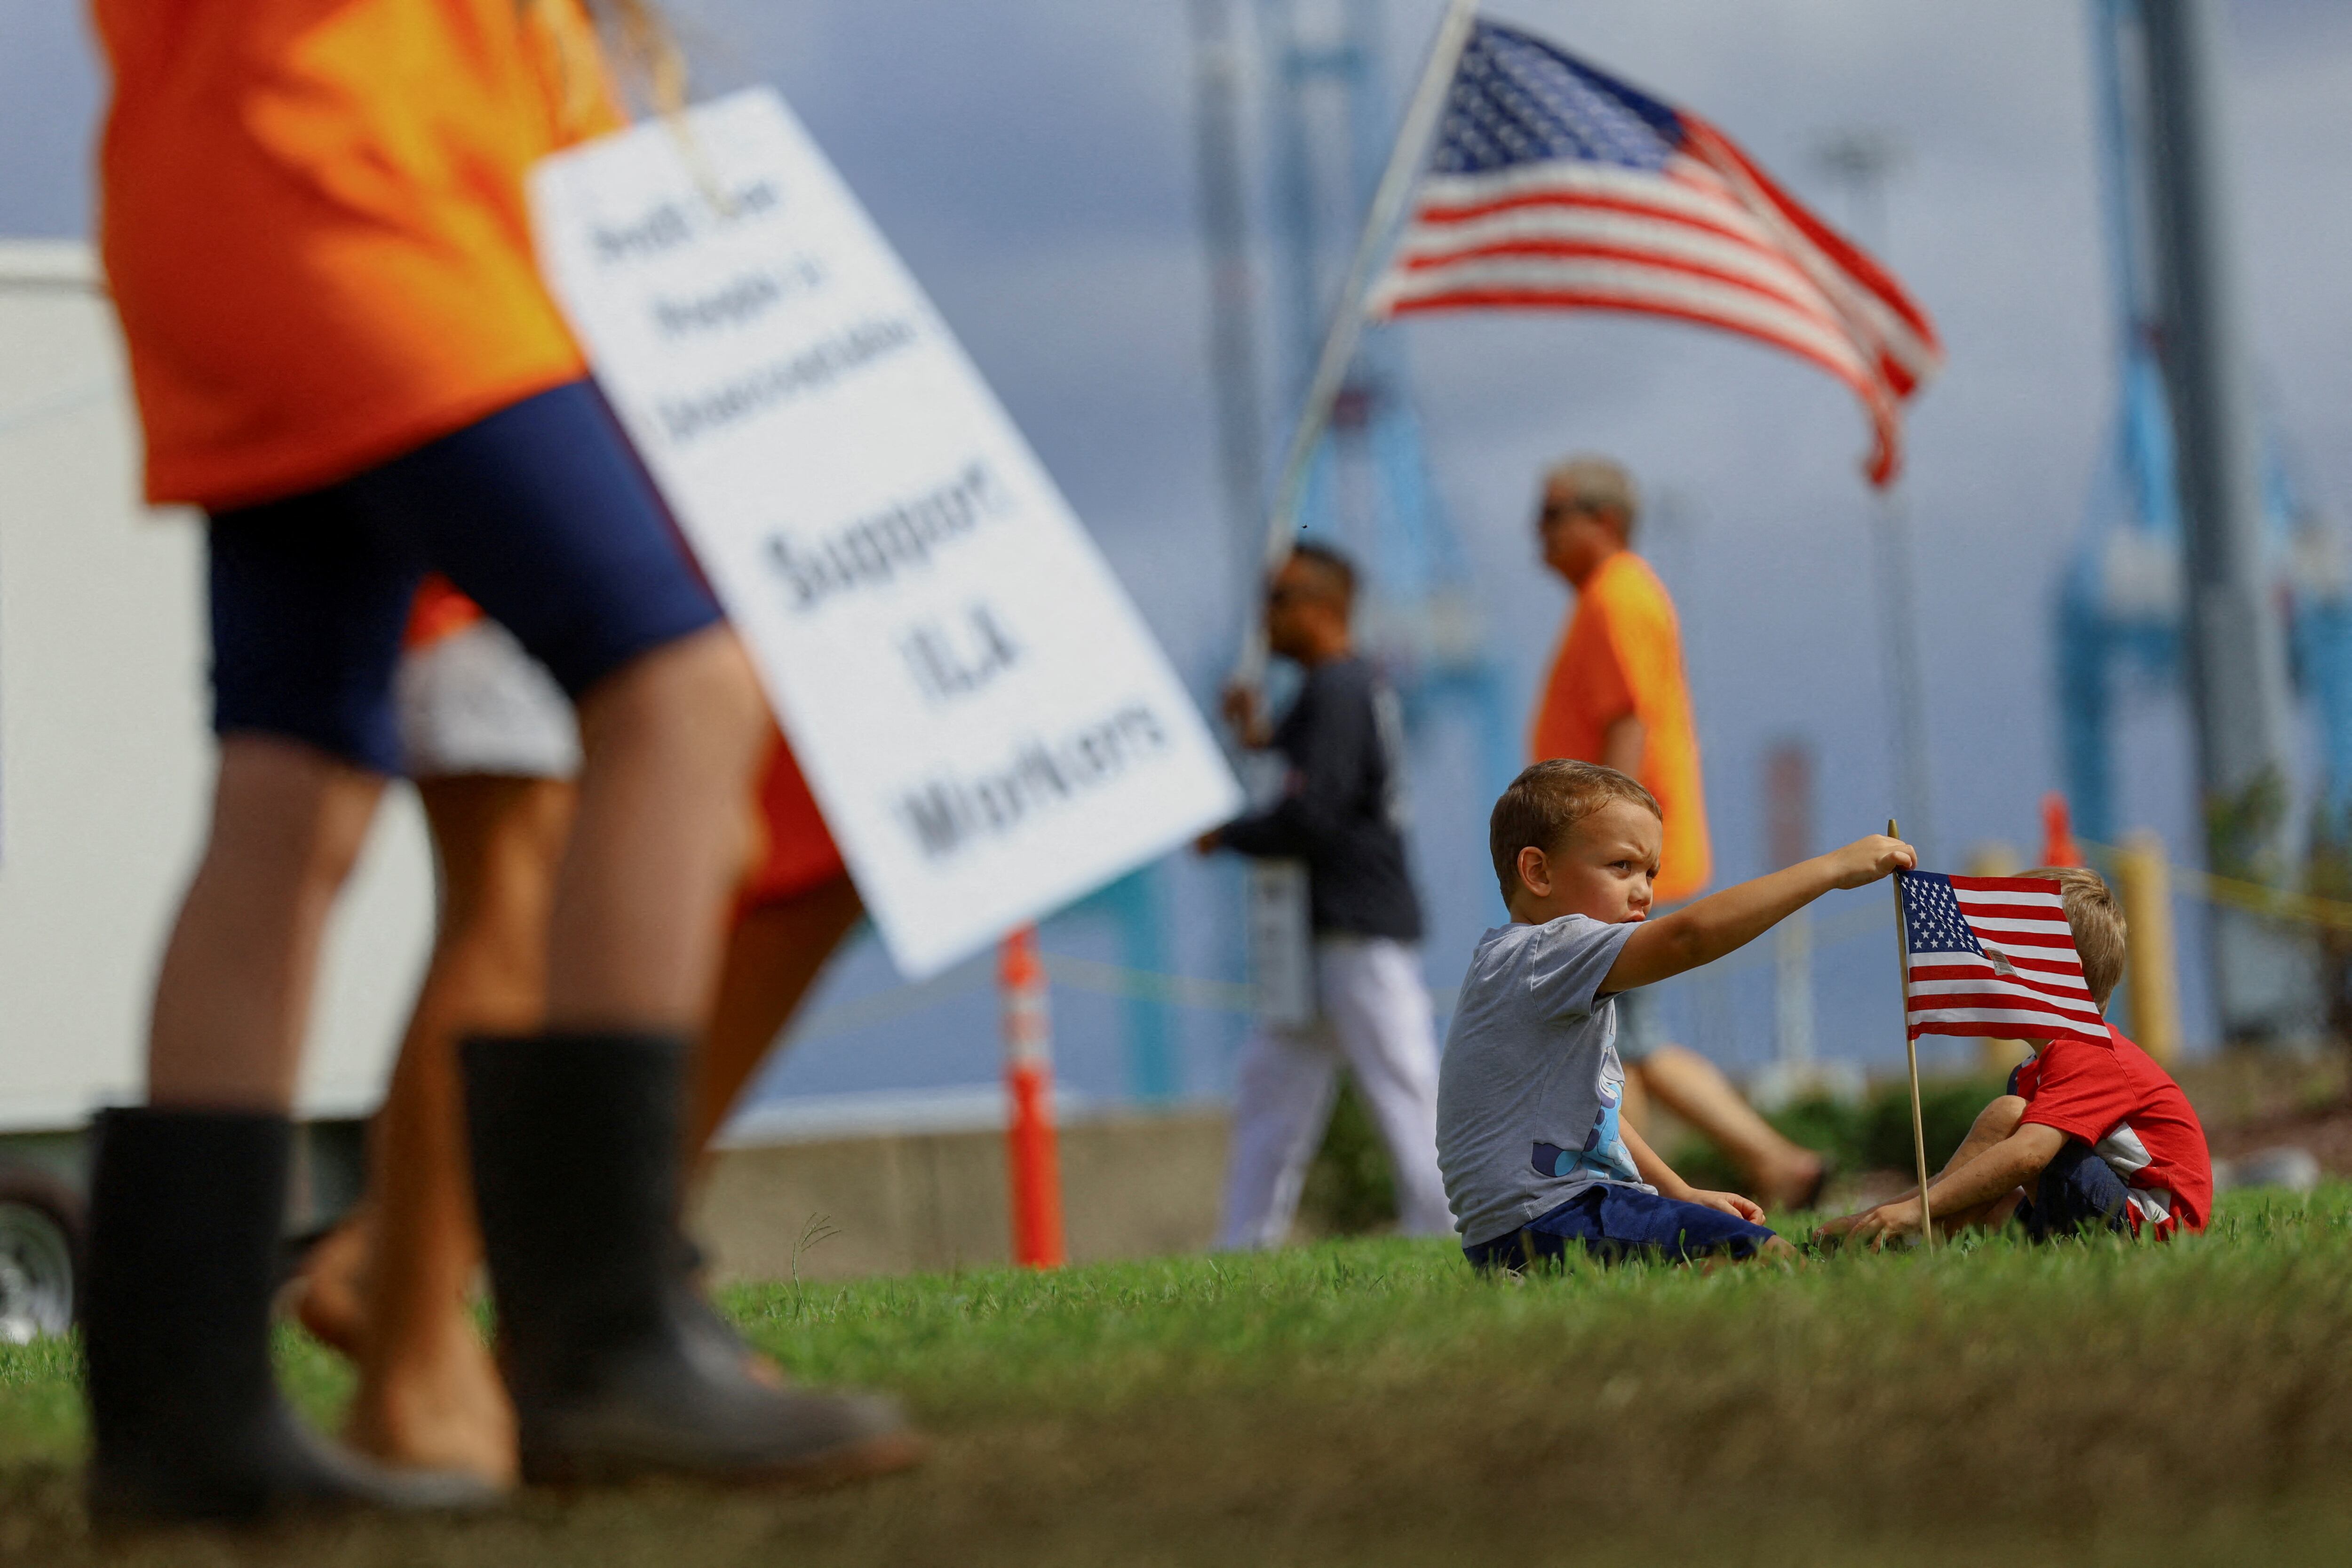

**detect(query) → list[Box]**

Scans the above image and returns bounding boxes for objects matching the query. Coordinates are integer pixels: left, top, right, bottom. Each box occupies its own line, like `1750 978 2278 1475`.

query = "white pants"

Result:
1215 934 1453 1249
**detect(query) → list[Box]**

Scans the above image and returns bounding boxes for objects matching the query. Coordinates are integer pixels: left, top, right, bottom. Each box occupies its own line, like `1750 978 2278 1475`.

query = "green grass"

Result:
6 1187 2352 1564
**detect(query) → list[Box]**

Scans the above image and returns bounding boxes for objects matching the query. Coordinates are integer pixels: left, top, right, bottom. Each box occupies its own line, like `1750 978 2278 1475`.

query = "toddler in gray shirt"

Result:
1438 761 1912 1266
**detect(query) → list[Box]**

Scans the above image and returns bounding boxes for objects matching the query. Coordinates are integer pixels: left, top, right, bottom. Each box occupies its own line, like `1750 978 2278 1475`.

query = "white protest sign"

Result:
532 89 1242 979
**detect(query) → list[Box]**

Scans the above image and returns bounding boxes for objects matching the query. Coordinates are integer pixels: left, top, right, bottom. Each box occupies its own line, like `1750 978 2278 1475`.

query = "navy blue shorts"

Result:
1463 1185 1779 1269
207 379 723 775
2015 1139 2132 1241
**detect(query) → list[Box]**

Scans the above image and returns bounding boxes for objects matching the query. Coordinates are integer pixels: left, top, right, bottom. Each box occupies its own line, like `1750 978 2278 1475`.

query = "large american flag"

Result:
1368 20 1942 486
1900 873 2106 1043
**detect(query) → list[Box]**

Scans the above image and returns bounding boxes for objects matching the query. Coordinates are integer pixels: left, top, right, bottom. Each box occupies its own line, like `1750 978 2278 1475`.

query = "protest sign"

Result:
533 90 1242 978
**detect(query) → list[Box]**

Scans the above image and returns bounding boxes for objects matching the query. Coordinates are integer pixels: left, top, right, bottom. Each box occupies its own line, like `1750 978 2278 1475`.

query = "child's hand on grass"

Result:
1822 835 1918 890
1686 1189 1767 1226
1820 1197 1923 1249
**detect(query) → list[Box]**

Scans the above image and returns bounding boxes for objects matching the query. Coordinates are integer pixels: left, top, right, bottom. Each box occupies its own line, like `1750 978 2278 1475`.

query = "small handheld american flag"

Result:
1368 20 1941 486
1899 873 2106 1043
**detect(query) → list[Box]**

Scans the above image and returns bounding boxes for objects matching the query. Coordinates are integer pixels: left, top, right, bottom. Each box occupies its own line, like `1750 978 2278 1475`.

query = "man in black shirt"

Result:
1199 543 1452 1246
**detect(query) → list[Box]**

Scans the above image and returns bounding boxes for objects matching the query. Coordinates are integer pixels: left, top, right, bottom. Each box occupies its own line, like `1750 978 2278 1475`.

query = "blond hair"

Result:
2019 865 2127 1009
1543 455 1640 538
1490 761 1659 904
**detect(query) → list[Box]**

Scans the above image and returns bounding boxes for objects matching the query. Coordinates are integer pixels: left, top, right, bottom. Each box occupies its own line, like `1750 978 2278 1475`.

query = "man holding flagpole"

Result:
1201 544 1454 1250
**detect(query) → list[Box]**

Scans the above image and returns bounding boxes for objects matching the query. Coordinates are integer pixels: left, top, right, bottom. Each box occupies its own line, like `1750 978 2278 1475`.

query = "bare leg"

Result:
549 628 770 1029
1922 1094 2027 1236
148 737 384 1110
1820 1094 2028 1240
1619 1059 1652 1138
682 877 863 1389
686 876 863 1166
1633 1044 1825 1210
339 776 575 1481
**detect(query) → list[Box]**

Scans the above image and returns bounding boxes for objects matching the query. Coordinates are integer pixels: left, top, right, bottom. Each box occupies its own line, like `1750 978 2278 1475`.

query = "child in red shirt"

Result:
1823 866 2212 1246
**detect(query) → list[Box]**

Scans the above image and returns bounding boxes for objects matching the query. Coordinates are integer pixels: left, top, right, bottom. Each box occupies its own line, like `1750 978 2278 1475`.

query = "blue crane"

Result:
1250 0 1517 799
2057 0 2352 851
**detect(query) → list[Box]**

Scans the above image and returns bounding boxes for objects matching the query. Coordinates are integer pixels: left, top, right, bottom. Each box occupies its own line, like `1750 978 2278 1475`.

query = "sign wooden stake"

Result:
1889 817 1935 1248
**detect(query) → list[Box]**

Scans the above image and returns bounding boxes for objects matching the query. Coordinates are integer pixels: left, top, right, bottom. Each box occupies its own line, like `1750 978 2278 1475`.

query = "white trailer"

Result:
0 240 434 1338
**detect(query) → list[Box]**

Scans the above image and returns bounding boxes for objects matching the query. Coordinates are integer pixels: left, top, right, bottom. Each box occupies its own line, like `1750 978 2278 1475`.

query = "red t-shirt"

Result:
2014 1024 2212 1236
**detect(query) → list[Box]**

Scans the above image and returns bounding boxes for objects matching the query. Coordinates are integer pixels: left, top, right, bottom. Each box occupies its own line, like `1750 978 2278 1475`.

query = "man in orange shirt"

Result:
1530 457 1825 1212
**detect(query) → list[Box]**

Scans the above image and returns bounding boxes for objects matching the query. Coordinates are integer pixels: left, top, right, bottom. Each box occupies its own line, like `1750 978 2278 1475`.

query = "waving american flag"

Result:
1368 20 1941 486
1901 874 2106 1043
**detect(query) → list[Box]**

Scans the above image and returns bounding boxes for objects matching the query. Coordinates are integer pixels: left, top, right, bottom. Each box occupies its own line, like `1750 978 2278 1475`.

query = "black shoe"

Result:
82 1107 499 1527
462 1032 922 1487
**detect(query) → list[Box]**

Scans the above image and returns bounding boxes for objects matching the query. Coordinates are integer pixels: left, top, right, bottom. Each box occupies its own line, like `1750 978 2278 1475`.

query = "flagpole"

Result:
1233 0 1482 687
1889 817 1935 1249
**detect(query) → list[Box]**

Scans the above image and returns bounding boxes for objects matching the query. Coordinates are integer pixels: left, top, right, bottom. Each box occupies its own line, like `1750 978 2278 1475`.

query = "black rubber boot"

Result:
461 1032 920 1487
81 1107 498 1527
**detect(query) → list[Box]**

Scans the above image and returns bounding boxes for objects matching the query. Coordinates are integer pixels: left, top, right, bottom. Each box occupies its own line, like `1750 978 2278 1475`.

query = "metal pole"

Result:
1819 131 1936 865
1236 0 1479 685
1189 0 1269 625
2139 0 2303 1042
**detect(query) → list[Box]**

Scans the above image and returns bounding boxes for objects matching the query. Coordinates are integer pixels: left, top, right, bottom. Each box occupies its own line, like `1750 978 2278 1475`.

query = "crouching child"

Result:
1439 760 1915 1269
1821 866 2212 1247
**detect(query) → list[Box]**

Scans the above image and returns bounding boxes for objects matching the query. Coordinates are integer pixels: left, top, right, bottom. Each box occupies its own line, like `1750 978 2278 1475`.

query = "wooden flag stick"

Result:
1889 817 1935 1249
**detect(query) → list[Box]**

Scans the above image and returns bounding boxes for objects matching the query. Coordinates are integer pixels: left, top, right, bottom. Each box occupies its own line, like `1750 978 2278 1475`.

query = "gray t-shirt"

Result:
1436 915 1657 1246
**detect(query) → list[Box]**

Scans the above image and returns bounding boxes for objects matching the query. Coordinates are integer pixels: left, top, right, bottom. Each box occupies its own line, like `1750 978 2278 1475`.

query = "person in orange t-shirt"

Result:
81 0 910 1525
1529 457 1825 1212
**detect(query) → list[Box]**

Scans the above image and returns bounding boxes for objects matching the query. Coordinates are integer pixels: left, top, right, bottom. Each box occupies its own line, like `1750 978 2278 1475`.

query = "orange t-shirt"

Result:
1530 551 1712 904
91 0 621 509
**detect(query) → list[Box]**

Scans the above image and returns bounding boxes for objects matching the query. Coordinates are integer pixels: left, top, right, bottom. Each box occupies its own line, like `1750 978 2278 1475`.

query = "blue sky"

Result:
8 1 2352 1101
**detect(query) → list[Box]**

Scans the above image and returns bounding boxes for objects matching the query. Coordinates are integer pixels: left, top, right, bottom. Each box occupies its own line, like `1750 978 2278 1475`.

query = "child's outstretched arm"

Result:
1603 835 1915 994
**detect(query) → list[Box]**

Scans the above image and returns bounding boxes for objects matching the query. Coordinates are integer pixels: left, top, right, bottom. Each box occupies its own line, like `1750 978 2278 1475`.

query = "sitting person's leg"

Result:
1817 1093 2033 1244
1925 1094 2029 1234
1617 990 1825 1210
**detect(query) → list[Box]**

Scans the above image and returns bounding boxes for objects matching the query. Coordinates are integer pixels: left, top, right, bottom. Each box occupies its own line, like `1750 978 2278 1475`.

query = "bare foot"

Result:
286 1211 372 1358
344 1317 520 1488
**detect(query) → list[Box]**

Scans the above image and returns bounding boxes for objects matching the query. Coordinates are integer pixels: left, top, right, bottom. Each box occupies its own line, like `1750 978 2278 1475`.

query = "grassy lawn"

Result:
4 1187 2351 1565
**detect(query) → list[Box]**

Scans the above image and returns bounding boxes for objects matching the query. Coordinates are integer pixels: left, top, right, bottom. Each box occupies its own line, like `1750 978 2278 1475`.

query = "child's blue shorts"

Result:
2015 1139 2133 1241
207 379 723 777
1462 1184 1778 1269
